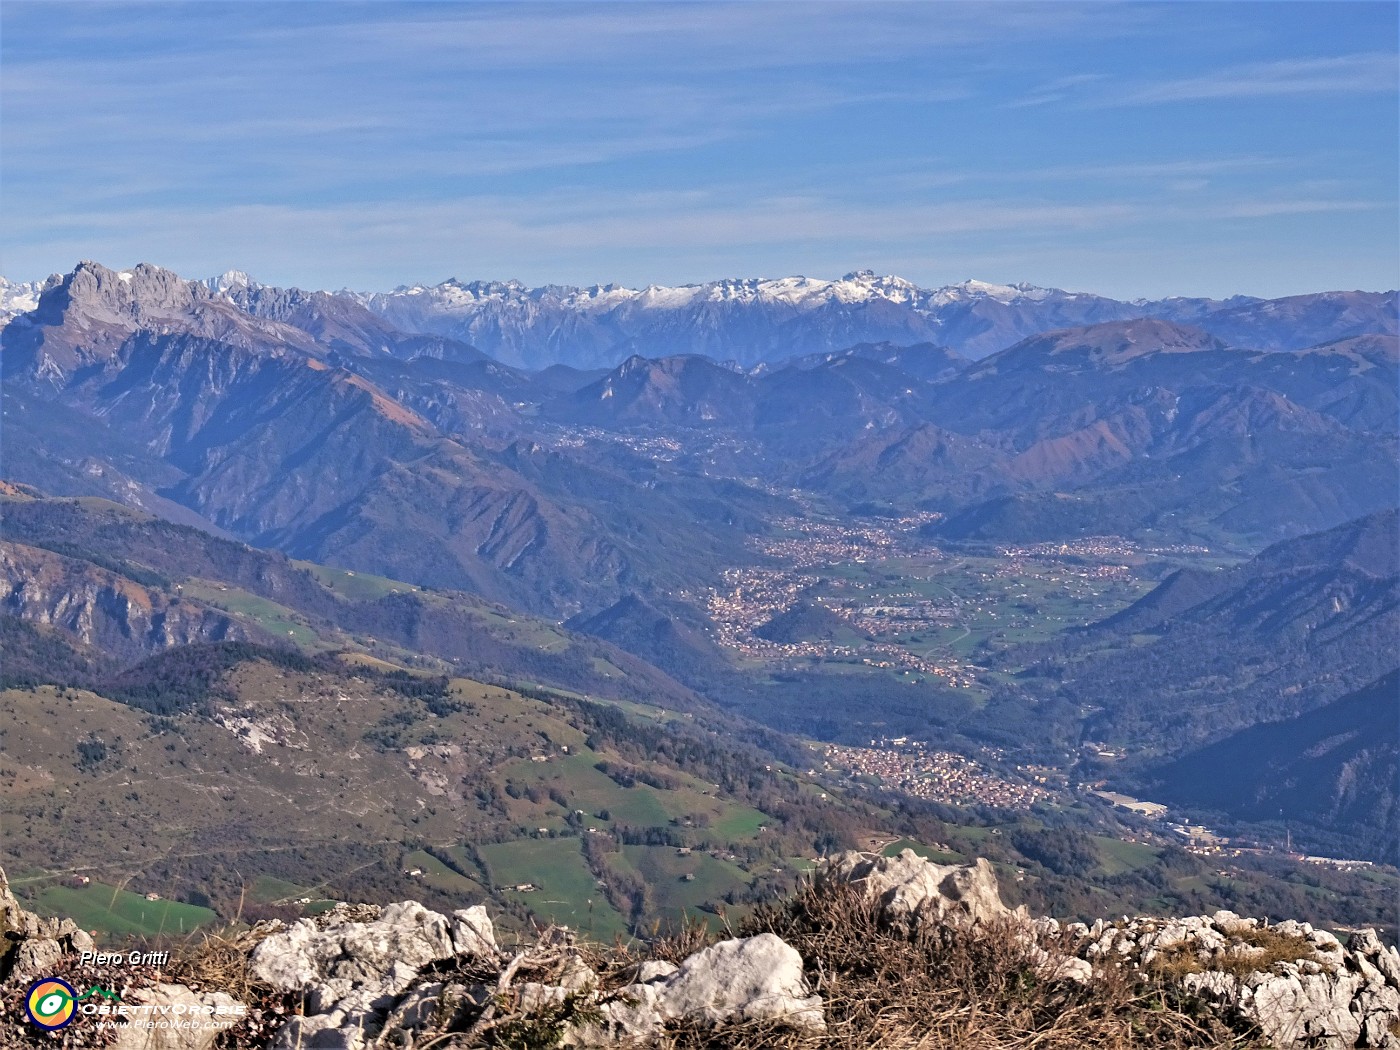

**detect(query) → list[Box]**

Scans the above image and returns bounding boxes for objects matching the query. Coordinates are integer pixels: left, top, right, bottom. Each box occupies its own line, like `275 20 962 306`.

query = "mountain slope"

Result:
0 490 704 710
1101 509 1399 635
548 354 757 428
0 541 260 660
1146 672 1399 863
566 592 731 687
1182 290 1400 352
0 646 870 935
913 322 1398 540
1 263 769 617
777 341 969 383
1067 510 1399 751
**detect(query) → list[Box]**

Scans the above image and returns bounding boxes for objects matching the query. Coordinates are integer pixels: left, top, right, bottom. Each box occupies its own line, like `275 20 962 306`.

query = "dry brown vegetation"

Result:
1147 924 1322 982
21 889 1300 1050
160 927 297 1050
652 881 1267 1050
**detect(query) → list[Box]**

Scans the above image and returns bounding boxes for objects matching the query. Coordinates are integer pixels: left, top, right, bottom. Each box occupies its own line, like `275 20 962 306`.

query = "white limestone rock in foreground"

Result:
659 933 825 1031
823 848 1023 928
1070 913 1400 1049
250 899 496 1039
109 983 245 1050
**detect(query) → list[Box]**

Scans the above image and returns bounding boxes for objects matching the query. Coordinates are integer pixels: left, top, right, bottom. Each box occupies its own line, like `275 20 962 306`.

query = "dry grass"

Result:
162 926 299 1049
25 892 1293 1050
166 926 269 1002
650 880 1266 1050
1148 925 1320 981
647 913 725 967
158 897 1278 1049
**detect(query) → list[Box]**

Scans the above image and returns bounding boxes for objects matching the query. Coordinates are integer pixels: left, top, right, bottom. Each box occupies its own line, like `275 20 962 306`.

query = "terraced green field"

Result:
1092 836 1162 876
619 845 751 915
250 875 312 903
295 562 418 601
24 881 217 937
401 849 486 900
710 806 770 840
477 838 626 939
181 580 325 647
507 752 673 827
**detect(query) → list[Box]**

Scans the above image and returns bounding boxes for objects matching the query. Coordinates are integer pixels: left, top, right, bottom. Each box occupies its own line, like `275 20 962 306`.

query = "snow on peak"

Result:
929 279 1063 306
352 270 1073 316
337 271 1097 343
0 276 44 327
203 270 256 295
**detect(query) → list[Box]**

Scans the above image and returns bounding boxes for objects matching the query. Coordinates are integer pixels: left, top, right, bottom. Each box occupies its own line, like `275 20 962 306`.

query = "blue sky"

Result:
2 1 1396 297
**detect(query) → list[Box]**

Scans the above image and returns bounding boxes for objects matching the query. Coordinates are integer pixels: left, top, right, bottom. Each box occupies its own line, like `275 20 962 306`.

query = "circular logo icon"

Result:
25 977 77 1030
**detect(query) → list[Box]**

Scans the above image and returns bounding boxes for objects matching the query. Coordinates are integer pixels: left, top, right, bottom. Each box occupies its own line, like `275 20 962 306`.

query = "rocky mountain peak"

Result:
616 353 653 376
57 260 213 321
203 268 258 295
3 260 325 379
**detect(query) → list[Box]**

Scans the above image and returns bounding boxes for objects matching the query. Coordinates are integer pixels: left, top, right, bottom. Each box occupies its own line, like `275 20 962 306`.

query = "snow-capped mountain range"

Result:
0 276 46 324
7 265 1395 369
339 269 1260 368
357 271 1058 312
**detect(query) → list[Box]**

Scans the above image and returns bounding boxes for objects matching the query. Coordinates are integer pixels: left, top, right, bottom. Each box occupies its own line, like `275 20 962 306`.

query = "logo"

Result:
25 978 77 1030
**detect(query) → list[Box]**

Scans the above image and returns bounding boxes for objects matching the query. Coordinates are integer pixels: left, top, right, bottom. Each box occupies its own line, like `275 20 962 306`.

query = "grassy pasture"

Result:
620 844 750 914
26 881 217 938
294 562 416 601
181 580 324 647
1092 836 1162 876
477 838 626 939
402 849 486 900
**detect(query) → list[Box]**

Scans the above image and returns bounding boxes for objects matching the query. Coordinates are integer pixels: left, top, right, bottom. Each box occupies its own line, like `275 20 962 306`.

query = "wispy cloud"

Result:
2 2 1395 298
879 155 1291 194
1006 73 1109 109
321 2 1127 73
1207 198 1381 219
1110 53 1398 105
11 186 1384 289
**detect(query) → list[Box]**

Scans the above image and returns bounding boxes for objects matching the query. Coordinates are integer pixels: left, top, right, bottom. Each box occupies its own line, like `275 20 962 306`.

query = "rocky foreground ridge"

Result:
3 854 1397 1049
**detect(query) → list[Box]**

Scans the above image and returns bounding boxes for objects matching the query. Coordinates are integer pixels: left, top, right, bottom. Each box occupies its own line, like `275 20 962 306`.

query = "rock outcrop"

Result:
823 848 1024 929
2 857 1396 1048
824 852 1400 1049
0 867 95 981
657 933 824 1031
1054 909 1400 1048
250 900 498 1048
251 903 824 1049
1 540 257 659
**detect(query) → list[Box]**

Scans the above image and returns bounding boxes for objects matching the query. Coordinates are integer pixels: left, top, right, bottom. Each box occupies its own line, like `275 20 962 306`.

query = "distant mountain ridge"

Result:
1074 509 1400 754
342 272 1400 369
0 261 781 618
1146 671 1399 863
8 264 1393 369
3 260 1395 608
3 261 1394 594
